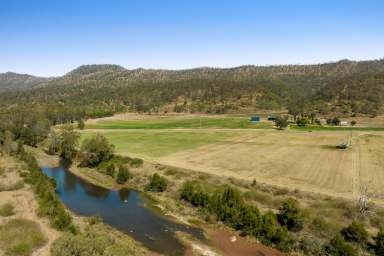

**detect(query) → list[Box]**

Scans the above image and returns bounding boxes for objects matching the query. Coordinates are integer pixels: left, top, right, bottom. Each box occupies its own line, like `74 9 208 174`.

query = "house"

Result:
340 121 348 126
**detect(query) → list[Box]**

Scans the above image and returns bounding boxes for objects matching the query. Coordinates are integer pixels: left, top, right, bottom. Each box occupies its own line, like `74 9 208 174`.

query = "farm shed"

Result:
250 116 260 122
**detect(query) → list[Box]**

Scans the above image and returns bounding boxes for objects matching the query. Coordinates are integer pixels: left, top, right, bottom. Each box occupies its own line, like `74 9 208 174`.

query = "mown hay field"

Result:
83 117 384 201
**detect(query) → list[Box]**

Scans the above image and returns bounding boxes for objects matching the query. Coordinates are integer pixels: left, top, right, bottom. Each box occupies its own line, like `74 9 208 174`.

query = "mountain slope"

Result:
0 72 49 90
1 59 384 117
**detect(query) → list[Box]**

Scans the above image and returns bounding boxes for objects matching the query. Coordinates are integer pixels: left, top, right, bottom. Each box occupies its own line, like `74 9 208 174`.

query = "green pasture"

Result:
85 117 273 130
81 130 233 158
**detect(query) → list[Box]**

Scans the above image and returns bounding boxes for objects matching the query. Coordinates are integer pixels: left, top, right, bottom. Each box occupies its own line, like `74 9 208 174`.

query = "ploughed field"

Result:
83 116 384 201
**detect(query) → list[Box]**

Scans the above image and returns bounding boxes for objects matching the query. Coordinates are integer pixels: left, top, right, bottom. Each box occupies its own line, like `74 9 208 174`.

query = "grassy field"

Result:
83 115 384 201
86 117 273 129
290 124 384 131
81 130 234 158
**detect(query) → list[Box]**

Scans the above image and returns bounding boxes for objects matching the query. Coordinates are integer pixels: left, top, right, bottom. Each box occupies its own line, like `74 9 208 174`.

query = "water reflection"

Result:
42 166 204 256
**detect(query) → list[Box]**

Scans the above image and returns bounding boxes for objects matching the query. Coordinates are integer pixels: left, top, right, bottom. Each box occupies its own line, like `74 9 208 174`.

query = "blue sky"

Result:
1 0 383 76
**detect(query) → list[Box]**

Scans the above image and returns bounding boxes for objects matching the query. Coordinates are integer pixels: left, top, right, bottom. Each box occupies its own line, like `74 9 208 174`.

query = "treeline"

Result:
15 146 76 233
46 126 142 185
180 181 299 251
179 181 384 255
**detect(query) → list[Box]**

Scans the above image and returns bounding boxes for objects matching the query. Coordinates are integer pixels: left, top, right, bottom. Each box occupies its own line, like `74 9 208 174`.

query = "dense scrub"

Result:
180 181 295 251
179 180 384 255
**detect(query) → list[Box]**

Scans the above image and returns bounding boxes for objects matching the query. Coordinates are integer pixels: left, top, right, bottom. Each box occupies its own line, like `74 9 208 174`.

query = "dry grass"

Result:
158 130 384 202
0 218 47 256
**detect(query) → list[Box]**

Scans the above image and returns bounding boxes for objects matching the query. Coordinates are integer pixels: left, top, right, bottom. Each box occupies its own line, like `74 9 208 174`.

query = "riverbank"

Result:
0 153 59 256
31 148 287 256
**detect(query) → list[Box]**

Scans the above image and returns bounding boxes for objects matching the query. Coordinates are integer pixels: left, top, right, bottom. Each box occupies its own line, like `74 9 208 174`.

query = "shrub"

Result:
274 115 289 129
0 202 15 217
116 165 131 184
130 158 143 168
105 163 115 177
325 234 357 256
146 173 168 192
297 117 310 127
341 221 369 245
260 211 279 245
237 204 262 236
277 198 304 231
374 228 384 256
180 181 209 207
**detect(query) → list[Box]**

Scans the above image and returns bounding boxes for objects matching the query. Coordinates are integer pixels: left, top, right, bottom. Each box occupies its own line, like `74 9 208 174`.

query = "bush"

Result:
0 202 15 217
130 158 143 168
274 115 289 129
146 173 168 192
325 234 357 256
374 228 384 256
105 163 115 177
297 117 310 127
277 198 304 231
341 221 368 245
78 134 114 167
116 165 131 184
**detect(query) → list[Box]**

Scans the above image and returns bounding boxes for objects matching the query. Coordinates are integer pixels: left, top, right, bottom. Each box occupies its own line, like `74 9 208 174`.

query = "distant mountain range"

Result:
1 59 384 116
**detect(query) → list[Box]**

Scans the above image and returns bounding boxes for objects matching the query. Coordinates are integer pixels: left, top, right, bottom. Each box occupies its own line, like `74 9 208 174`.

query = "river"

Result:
42 166 205 256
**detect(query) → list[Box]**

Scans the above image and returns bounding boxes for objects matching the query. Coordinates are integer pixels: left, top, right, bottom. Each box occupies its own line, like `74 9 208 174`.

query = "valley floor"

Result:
83 114 384 203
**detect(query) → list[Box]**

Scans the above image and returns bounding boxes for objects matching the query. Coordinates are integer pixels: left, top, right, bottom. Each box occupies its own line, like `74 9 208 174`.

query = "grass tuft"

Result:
0 218 47 256
0 202 15 217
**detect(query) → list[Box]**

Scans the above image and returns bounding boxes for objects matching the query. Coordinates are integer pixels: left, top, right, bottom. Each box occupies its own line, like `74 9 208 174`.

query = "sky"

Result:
1 0 383 77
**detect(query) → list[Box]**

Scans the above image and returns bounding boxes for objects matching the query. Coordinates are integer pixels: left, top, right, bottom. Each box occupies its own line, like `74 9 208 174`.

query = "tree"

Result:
47 129 60 155
296 116 310 127
325 234 357 256
116 165 131 184
78 134 114 167
341 221 368 245
77 119 85 130
332 117 341 126
146 173 168 192
351 120 357 126
58 125 80 161
274 115 289 129
3 130 16 155
277 198 304 231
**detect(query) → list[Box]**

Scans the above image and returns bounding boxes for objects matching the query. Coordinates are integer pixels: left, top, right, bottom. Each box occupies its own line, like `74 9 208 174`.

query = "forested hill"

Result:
1 59 384 119
0 72 49 90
